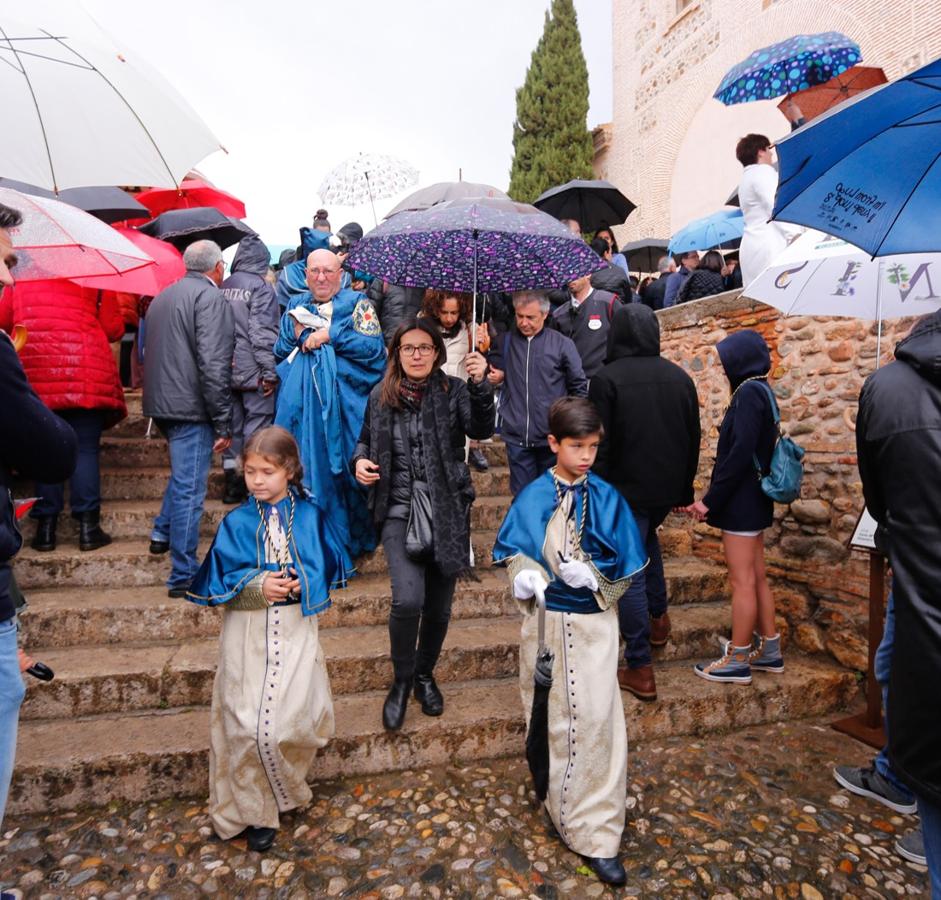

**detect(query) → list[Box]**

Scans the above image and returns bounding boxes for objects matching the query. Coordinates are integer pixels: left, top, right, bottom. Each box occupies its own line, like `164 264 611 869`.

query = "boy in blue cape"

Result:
274 248 386 560
492 397 646 887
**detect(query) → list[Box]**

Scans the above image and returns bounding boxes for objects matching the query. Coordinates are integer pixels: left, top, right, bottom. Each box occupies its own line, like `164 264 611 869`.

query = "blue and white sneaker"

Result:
750 633 784 673
694 642 752 684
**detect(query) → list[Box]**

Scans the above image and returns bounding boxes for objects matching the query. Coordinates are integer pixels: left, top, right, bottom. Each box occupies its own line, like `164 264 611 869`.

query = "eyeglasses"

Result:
306 267 340 277
399 343 436 357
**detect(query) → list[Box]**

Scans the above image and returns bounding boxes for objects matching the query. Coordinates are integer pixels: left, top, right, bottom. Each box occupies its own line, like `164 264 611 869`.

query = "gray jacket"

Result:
143 271 235 435
221 235 278 389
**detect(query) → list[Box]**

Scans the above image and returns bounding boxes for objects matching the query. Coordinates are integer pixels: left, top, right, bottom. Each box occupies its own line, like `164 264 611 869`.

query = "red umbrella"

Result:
71 227 185 295
778 65 888 124
136 179 247 218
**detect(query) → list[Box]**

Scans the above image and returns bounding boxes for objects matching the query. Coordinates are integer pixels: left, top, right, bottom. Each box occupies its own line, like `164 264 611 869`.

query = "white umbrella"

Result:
0 186 153 281
318 152 419 225
745 229 941 361
0 17 224 190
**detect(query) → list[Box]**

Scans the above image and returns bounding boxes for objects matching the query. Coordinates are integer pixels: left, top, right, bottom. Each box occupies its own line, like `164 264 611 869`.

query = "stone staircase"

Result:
8 392 859 816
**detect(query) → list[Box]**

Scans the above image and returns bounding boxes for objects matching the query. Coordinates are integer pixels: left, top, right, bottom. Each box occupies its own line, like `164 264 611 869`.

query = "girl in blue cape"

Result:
492 398 646 887
185 426 349 853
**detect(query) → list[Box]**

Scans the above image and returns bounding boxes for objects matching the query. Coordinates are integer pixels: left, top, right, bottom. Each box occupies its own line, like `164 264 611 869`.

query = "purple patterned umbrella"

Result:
347 196 604 294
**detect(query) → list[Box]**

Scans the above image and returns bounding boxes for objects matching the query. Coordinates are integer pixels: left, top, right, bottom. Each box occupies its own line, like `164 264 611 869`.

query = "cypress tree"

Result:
508 0 594 204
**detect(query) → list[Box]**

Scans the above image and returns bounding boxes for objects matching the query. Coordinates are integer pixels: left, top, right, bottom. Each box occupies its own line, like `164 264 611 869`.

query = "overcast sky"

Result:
63 0 613 248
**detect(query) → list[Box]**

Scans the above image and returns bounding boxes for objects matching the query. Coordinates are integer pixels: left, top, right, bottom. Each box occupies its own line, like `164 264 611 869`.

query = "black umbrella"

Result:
57 186 149 224
138 207 255 251
622 238 670 273
0 179 148 223
533 179 636 233
526 587 553 803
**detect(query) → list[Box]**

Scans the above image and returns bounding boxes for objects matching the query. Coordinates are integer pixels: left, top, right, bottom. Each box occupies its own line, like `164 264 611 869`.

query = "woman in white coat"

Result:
736 134 799 286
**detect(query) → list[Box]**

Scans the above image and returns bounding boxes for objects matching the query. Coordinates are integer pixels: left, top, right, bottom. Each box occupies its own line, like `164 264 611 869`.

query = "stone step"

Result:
16 558 730 642
9 656 859 816
18 496 513 545
15 531 512 589
19 602 737 722
99 435 509 469
89 465 511 502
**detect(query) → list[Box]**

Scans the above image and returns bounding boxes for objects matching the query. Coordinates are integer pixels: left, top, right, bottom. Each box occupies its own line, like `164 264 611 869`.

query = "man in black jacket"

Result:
641 256 675 311
552 274 620 379
0 201 78 826
857 311 941 891
219 235 280 503
589 305 700 701
143 240 235 597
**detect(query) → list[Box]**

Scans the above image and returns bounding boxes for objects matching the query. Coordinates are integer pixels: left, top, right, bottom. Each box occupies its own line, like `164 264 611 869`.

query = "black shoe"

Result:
223 469 247 505
167 585 190 598
245 825 276 852
31 515 57 552
76 510 112 552
586 855 626 886
382 678 412 731
468 447 489 472
413 673 444 716
149 539 170 555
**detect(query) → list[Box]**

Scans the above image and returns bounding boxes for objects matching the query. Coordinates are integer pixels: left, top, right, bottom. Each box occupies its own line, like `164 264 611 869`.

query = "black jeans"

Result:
381 518 457 681
32 409 104 517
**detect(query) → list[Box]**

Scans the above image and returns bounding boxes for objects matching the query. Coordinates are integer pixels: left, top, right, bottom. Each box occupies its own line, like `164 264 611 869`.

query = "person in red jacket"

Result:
0 280 127 551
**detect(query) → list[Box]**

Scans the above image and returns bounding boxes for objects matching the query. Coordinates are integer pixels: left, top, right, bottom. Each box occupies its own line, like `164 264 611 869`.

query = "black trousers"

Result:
381 518 457 681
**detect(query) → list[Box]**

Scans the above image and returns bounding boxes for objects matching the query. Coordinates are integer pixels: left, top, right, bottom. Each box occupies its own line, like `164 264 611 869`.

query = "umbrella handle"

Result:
534 583 547 655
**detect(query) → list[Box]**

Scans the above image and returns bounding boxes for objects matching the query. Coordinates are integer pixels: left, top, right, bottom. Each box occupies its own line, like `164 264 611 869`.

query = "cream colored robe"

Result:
510 486 628 859
208 507 334 840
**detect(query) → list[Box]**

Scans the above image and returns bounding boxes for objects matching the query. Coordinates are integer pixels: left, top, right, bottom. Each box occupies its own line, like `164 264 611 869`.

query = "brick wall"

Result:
610 0 941 242
656 292 917 670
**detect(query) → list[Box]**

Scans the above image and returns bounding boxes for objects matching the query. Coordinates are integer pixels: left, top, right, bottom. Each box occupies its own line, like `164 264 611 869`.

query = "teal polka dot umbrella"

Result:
714 32 862 105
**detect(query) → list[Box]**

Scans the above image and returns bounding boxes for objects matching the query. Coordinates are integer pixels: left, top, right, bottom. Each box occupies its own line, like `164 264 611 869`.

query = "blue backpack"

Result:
751 380 804 503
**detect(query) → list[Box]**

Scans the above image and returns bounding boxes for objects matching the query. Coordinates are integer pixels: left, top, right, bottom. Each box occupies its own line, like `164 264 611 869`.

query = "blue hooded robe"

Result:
185 490 349 617
492 471 647 613
274 288 386 560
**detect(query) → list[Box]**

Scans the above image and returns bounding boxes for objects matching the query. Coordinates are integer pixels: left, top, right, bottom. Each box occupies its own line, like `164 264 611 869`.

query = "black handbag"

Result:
403 411 434 562
405 478 434 561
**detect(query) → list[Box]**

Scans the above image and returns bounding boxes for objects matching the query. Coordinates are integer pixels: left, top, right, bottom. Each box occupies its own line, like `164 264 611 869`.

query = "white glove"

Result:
513 569 548 601
558 559 599 591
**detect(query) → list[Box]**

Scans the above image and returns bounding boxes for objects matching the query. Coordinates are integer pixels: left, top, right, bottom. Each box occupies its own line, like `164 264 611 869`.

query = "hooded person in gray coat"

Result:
219 235 280 503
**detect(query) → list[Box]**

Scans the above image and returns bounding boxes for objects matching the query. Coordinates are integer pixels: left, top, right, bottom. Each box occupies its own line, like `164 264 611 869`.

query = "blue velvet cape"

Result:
185 490 350 617
273 289 386 559
492 471 647 613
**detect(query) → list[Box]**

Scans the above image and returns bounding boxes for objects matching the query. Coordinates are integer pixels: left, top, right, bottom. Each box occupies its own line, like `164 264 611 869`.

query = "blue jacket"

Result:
489 326 587 448
703 330 776 531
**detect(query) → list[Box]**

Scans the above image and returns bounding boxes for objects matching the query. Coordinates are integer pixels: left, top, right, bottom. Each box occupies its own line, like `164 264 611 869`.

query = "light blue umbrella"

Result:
772 55 941 257
668 209 744 255
714 32 861 105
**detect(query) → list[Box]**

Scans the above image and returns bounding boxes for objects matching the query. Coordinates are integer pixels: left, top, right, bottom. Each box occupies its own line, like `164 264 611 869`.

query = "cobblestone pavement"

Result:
0 717 929 899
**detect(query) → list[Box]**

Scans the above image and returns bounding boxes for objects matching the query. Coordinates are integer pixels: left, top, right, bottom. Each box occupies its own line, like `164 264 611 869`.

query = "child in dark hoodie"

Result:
686 329 781 684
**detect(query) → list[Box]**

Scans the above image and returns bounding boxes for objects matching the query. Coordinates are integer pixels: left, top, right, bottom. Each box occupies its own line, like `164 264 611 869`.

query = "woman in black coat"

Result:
686 330 780 684
677 250 727 303
352 318 495 730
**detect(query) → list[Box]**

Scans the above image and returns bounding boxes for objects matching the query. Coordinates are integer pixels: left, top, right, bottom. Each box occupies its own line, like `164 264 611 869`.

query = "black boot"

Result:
586 856 627 885
468 447 489 472
76 510 112 552
245 825 277 852
413 673 444 716
31 516 57 552
382 678 412 731
223 469 247 505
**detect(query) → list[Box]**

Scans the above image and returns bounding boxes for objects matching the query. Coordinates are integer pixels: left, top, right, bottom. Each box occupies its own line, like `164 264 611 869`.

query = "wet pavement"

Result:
0 716 929 899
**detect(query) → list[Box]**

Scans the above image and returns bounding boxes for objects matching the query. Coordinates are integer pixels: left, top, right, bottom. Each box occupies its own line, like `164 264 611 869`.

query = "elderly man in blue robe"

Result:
274 248 385 559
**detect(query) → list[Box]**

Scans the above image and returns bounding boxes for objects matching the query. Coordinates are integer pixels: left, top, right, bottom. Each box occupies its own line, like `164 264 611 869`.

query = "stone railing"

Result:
655 290 918 670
